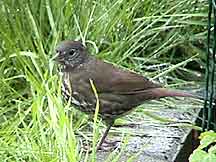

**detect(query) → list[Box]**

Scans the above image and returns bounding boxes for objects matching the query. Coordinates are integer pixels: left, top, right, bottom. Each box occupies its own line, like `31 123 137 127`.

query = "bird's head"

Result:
54 40 87 69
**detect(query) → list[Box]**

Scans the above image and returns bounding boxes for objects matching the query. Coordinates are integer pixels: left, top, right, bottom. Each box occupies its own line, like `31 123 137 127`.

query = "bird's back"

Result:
62 56 163 120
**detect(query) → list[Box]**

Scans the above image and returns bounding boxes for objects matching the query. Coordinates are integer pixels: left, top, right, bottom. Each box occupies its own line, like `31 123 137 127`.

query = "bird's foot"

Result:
82 139 121 152
97 139 121 151
104 139 121 145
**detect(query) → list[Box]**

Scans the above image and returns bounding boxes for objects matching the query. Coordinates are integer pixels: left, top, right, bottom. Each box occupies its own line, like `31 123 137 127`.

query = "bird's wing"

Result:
87 59 162 94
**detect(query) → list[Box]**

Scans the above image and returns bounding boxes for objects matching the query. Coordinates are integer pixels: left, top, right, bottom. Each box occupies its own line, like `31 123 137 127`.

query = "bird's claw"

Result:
97 139 120 151
82 139 120 152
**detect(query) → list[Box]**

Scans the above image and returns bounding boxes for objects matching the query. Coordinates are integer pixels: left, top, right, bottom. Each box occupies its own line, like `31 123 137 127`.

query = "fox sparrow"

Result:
54 40 197 150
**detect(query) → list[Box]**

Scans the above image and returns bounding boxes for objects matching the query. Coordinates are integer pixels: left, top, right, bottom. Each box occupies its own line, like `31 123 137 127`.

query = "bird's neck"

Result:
62 55 90 72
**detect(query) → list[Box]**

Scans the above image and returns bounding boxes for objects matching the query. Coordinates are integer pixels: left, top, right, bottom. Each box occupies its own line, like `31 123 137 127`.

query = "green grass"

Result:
0 0 208 161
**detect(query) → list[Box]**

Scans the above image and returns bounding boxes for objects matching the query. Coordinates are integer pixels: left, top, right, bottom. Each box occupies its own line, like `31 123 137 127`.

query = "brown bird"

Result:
54 40 197 150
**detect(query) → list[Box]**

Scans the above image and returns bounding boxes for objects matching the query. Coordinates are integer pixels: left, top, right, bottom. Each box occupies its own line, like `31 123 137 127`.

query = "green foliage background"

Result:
0 0 209 161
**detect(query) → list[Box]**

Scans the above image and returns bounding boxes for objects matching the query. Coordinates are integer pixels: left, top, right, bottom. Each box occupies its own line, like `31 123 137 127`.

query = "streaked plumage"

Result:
54 40 196 150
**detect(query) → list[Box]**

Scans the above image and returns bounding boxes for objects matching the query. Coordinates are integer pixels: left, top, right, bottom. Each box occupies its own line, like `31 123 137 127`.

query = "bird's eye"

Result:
69 49 76 55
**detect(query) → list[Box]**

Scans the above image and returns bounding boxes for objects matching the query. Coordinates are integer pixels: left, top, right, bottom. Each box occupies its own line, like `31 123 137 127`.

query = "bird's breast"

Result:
61 72 96 114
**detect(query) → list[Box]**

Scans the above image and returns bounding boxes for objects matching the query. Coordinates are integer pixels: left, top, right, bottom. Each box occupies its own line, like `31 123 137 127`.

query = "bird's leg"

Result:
97 123 112 149
97 120 119 151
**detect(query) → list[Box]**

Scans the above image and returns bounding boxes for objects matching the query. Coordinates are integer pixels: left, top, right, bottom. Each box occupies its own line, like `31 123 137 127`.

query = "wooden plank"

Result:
95 98 201 162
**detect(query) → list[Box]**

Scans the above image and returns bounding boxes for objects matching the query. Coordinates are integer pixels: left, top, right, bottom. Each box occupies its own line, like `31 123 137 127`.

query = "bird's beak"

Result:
51 52 59 62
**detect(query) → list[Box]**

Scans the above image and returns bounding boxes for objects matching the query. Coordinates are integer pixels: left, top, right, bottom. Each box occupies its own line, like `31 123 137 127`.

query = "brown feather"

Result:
73 57 161 94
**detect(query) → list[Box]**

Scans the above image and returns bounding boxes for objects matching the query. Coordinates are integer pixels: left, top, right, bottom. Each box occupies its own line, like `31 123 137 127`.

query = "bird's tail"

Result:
151 88 202 100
